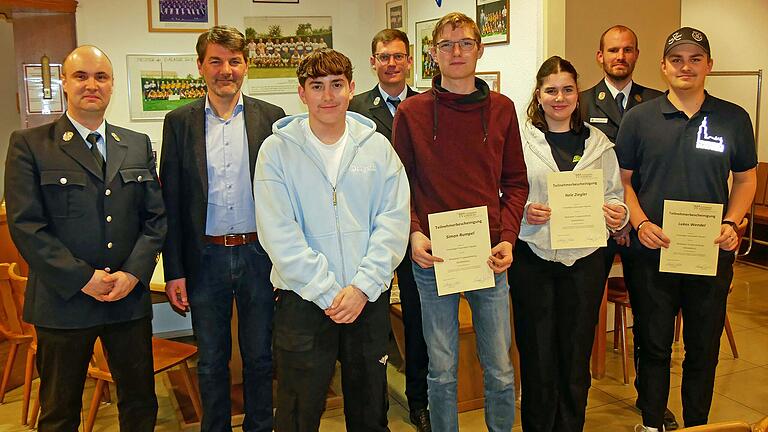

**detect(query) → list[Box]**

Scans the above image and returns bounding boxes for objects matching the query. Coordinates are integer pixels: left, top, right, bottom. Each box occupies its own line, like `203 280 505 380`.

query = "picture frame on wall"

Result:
476 0 509 46
415 18 439 88
126 54 204 120
386 0 406 32
147 0 218 33
253 0 299 3
475 71 501 92
406 44 414 86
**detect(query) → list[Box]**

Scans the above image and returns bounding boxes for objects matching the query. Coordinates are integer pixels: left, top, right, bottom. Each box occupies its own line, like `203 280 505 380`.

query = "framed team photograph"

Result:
243 16 333 94
253 0 299 3
475 71 501 92
147 0 218 33
386 0 406 32
476 0 509 46
415 18 439 88
126 54 204 120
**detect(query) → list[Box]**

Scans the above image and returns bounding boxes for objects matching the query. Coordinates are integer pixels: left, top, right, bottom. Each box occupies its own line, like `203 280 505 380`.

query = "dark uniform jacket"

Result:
349 85 419 142
580 79 663 142
159 96 285 282
5 115 166 329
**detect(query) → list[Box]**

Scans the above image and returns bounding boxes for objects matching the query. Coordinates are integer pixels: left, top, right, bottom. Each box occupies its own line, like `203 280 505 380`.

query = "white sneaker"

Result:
634 425 662 432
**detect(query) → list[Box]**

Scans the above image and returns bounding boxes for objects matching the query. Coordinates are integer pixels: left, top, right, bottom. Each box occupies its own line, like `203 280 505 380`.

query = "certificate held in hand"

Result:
547 169 607 249
659 200 723 276
428 206 495 296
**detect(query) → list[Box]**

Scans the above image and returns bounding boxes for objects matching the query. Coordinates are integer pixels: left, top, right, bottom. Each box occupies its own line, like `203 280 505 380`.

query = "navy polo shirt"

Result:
616 92 757 226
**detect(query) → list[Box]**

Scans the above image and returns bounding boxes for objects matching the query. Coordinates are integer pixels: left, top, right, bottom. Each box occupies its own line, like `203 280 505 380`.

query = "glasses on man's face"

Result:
435 38 478 53
374 53 409 63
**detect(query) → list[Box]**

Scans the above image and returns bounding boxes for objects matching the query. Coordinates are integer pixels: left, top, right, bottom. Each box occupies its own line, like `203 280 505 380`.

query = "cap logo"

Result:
668 32 682 45
692 31 703 42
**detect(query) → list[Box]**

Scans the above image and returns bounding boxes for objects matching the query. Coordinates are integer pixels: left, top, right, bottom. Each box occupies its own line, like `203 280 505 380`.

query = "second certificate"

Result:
547 169 606 249
428 206 495 296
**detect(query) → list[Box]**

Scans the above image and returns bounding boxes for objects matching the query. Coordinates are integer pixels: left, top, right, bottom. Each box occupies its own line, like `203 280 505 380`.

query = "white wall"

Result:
682 0 768 162
0 18 20 199
74 0 380 146
373 0 544 118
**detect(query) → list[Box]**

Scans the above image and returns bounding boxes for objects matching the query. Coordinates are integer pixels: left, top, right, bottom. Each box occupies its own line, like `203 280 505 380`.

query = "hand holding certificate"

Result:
428 206 495 296
659 200 723 276
547 169 607 249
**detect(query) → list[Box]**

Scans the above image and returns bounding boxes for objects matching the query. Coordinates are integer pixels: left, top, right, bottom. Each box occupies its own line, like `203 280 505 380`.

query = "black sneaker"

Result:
663 408 679 430
409 408 431 432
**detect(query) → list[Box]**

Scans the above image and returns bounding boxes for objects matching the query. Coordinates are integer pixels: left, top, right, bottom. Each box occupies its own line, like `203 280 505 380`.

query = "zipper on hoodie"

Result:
330 147 360 285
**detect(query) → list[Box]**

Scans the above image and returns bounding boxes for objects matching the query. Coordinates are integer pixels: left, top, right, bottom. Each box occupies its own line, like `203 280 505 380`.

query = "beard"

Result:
604 62 634 81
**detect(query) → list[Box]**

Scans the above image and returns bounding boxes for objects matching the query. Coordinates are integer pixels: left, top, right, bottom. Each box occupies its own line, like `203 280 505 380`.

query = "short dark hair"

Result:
370 29 410 55
431 12 482 45
599 25 638 51
196 25 247 63
526 55 582 133
296 49 353 87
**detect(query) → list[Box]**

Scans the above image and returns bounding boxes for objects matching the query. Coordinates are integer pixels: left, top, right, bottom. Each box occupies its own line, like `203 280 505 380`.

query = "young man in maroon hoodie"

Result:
392 11 528 432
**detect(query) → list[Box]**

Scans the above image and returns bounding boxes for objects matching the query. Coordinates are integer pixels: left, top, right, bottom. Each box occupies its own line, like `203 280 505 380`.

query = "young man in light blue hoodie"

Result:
253 49 410 432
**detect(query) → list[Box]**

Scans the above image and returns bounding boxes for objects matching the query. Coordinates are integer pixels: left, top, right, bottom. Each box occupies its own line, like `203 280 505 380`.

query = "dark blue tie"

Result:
616 93 625 117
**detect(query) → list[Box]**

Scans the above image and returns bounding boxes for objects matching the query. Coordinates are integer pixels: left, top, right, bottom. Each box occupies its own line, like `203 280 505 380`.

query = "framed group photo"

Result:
476 0 509 45
147 0 218 33
253 0 298 3
386 0 407 32
415 18 439 88
126 54 204 120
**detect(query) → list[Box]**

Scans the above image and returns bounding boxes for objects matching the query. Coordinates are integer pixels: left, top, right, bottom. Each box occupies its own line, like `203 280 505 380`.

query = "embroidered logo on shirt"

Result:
379 354 389 365
695 117 725 153
572 155 582 163
349 163 376 174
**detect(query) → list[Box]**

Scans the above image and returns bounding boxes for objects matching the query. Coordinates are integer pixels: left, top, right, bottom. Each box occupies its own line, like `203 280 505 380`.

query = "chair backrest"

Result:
676 421 751 431
754 162 768 207
7 262 34 338
0 263 25 339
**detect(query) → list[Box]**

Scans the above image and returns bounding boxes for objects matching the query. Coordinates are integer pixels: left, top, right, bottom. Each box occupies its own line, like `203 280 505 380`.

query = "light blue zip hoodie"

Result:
253 112 410 309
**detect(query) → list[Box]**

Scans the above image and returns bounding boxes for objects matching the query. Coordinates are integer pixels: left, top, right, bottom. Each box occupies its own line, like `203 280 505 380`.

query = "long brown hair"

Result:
526 55 582 133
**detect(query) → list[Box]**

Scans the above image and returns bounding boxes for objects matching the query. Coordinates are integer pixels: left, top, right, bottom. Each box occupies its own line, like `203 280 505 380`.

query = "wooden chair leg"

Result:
613 305 620 351
29 387 40 428
102 382 111 404
179 362 202 422
619 306 629 385
84 379 105 432
724 313 739 358
674 310 683 342
21 348 35 424
0 343 20 403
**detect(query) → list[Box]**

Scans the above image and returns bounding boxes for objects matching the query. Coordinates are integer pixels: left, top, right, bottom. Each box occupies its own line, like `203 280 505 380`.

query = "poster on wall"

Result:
475 71 500 92
386 0 406 32
23 64 64 115
476 0 509 45
243 16 333 94
147 0 218 33
126 54 205 120
415 18 439 88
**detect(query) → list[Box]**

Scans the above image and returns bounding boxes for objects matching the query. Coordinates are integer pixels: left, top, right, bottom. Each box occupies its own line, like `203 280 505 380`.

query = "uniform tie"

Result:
615 93 626 117
86 132 105 174
387 97 401 110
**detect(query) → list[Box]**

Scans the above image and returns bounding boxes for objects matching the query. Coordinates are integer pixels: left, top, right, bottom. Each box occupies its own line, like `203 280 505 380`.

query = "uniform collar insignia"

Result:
62 131 74 142
373 96 381 106
598 91 606 101
111 132 120 142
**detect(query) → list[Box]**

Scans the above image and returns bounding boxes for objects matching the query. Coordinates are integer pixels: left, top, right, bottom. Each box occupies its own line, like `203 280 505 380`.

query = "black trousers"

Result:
273 289 390 432
35 317 157 432
509 242 605 432
628 250 734 429
394 245 429 412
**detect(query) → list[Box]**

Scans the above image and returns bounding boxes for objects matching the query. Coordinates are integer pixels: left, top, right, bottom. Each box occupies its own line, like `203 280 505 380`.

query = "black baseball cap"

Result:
663 27 711 57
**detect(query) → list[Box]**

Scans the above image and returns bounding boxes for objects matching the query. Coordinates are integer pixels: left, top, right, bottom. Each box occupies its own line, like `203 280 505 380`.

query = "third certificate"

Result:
547 169 606 249
659 200 723 276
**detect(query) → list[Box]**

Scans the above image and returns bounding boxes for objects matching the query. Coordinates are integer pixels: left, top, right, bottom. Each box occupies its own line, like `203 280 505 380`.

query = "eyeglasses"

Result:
435 38 478 53
374 53 409 63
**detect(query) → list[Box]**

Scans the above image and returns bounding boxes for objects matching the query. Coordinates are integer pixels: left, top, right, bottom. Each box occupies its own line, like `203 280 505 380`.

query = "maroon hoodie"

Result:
392 76 528 246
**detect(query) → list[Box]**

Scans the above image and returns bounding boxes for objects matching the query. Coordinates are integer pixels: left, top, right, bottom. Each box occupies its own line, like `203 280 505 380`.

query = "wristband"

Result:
722 220 738 230
636 219 651 232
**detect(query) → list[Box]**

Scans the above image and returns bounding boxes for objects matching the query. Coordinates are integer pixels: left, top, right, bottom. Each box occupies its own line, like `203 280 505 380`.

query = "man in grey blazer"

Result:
348 28 429 432
5 45 166 432
159 26 284 432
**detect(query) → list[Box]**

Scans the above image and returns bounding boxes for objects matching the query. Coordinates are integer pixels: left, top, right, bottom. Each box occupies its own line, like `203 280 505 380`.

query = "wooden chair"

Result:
0 262 33 404
674 217 748 358
606 276 631 384
674 421 751 431
6 262 38 425
83 336 202 432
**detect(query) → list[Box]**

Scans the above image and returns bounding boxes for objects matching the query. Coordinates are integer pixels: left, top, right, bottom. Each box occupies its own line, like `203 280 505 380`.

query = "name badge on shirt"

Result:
589 117 609 124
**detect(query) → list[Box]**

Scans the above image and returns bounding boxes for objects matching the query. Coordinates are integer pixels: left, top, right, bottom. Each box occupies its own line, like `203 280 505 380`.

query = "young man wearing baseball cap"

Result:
615 27 757 431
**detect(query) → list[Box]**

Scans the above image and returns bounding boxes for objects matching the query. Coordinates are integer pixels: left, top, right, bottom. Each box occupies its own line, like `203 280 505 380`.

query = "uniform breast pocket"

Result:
40 170 88 218
119 167 155 200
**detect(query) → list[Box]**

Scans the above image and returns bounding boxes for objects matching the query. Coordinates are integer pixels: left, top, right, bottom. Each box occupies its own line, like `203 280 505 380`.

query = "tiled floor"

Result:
0 262 766 431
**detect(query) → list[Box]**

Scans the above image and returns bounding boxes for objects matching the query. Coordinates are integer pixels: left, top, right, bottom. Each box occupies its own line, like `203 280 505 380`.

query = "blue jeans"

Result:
188 242 275 432
412 263 516 432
